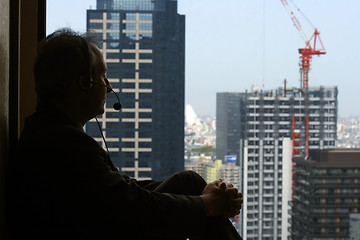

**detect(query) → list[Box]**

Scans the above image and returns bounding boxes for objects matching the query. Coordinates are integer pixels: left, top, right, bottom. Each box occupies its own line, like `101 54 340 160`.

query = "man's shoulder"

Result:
19 111 101 153
16 111 106 172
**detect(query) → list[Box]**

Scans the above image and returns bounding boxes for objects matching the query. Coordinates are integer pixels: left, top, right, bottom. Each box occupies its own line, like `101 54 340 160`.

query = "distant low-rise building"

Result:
206 160 222 183
185 158 222 183
185 157 212 180
337 117 360 148
220 164 241 189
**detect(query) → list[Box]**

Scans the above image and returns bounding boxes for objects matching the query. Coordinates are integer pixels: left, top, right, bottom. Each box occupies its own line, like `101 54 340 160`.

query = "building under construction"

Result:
216 85 337 239
245 85 337 156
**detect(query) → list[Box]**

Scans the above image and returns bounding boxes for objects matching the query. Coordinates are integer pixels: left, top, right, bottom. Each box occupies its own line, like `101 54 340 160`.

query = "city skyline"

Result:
47 0 360 117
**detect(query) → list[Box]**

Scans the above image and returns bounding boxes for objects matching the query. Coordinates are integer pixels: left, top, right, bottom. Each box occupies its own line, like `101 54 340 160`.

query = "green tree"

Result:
192 146 216 155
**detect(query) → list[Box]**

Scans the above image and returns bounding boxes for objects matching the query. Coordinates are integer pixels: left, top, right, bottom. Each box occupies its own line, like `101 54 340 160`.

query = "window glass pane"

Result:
88 11 103 20
107 23 120 30
139 23 152 30
140 33 152 39
89 22 103 29
108 12 120 20
106 32 119 40
125 13 136 20
139 13 152 20
125 33 137 40
126 23 136 30
106 41 120 49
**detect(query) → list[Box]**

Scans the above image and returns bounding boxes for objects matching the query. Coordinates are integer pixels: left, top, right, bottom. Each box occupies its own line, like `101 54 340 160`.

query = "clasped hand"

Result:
200 179 243 218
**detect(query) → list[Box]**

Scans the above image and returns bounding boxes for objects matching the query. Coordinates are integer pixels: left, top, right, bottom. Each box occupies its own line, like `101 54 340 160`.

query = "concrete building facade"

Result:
292 149 360 239
216 86 338 239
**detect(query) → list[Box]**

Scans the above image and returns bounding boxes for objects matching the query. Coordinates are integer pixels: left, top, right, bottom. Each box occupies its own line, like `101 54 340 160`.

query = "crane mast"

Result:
280 0 326 158
280 0 326 89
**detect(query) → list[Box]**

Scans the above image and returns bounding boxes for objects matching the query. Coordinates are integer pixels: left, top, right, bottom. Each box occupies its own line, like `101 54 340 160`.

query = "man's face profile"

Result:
86 44 110 117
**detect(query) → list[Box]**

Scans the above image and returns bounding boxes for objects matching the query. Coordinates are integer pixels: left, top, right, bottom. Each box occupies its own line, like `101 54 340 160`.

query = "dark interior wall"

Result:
0 0 10 238
1 0 46 238
19 0 44 133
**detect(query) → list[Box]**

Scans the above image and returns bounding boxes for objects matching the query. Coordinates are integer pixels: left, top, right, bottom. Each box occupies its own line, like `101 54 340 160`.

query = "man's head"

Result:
34 28 111 122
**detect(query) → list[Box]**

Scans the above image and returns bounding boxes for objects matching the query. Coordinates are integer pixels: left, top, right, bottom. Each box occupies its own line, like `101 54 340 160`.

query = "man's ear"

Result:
77 73 93 91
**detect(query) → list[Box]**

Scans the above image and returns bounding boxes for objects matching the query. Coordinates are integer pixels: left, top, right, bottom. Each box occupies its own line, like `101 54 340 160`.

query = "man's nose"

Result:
104 77 112 93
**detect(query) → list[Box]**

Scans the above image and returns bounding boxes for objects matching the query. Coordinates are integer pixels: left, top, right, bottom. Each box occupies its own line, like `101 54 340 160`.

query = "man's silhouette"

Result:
9 28 243 240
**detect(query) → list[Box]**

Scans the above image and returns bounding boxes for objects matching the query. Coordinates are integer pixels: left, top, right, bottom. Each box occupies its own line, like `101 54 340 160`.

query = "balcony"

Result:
263 209 274 214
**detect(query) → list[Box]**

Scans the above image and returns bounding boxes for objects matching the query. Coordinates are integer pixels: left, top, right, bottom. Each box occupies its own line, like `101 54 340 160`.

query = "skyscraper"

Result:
216 86 338 239
86 0 185 181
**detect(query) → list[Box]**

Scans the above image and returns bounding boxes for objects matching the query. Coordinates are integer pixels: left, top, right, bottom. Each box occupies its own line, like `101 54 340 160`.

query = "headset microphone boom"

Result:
91 81 121 111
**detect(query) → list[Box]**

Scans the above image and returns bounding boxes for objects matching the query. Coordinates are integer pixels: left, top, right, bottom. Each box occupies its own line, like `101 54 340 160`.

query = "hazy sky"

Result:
47 0 360 117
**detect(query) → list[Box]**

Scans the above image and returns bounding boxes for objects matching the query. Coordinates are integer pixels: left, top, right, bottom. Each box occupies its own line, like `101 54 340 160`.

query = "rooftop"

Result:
294 148 360 168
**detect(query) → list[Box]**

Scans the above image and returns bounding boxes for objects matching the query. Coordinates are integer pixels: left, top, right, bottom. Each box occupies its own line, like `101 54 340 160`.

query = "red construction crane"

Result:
280 0 326 158
280 0 326 89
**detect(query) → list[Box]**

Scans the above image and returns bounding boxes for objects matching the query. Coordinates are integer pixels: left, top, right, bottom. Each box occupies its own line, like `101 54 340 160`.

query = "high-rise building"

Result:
86 0 185 180
216 92 246 163
291 149 360 239
216 86 338 239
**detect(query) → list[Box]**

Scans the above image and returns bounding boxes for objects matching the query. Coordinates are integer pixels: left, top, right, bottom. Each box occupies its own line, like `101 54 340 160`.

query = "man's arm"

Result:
70 133 206 225
68 132 241 235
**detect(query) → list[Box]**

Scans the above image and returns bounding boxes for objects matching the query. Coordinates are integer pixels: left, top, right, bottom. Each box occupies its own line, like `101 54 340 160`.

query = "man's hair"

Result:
34 28 98 102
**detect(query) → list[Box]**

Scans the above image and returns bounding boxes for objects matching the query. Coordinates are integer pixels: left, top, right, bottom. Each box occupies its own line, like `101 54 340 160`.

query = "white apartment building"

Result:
217 86 338 239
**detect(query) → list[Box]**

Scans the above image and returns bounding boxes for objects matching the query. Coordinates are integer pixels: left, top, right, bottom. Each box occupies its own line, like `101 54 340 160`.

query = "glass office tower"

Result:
86 0 185 181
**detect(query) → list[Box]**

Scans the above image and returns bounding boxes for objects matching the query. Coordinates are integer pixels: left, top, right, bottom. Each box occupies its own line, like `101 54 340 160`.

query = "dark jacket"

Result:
8 105 205 239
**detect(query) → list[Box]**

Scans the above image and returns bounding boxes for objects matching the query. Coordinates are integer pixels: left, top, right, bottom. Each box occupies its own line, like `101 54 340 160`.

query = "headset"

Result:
78 37 121 111
78 37 93 90
79 37 122 158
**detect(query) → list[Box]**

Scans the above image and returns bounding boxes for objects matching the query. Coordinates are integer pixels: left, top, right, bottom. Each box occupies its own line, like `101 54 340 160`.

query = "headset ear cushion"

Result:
78 76 93 90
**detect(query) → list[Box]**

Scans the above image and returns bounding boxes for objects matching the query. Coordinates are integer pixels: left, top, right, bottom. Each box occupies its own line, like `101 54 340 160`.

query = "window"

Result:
139 13 152 20
125 13 136 20
126 23 136 30
45 1 360 238
139 23 152 30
